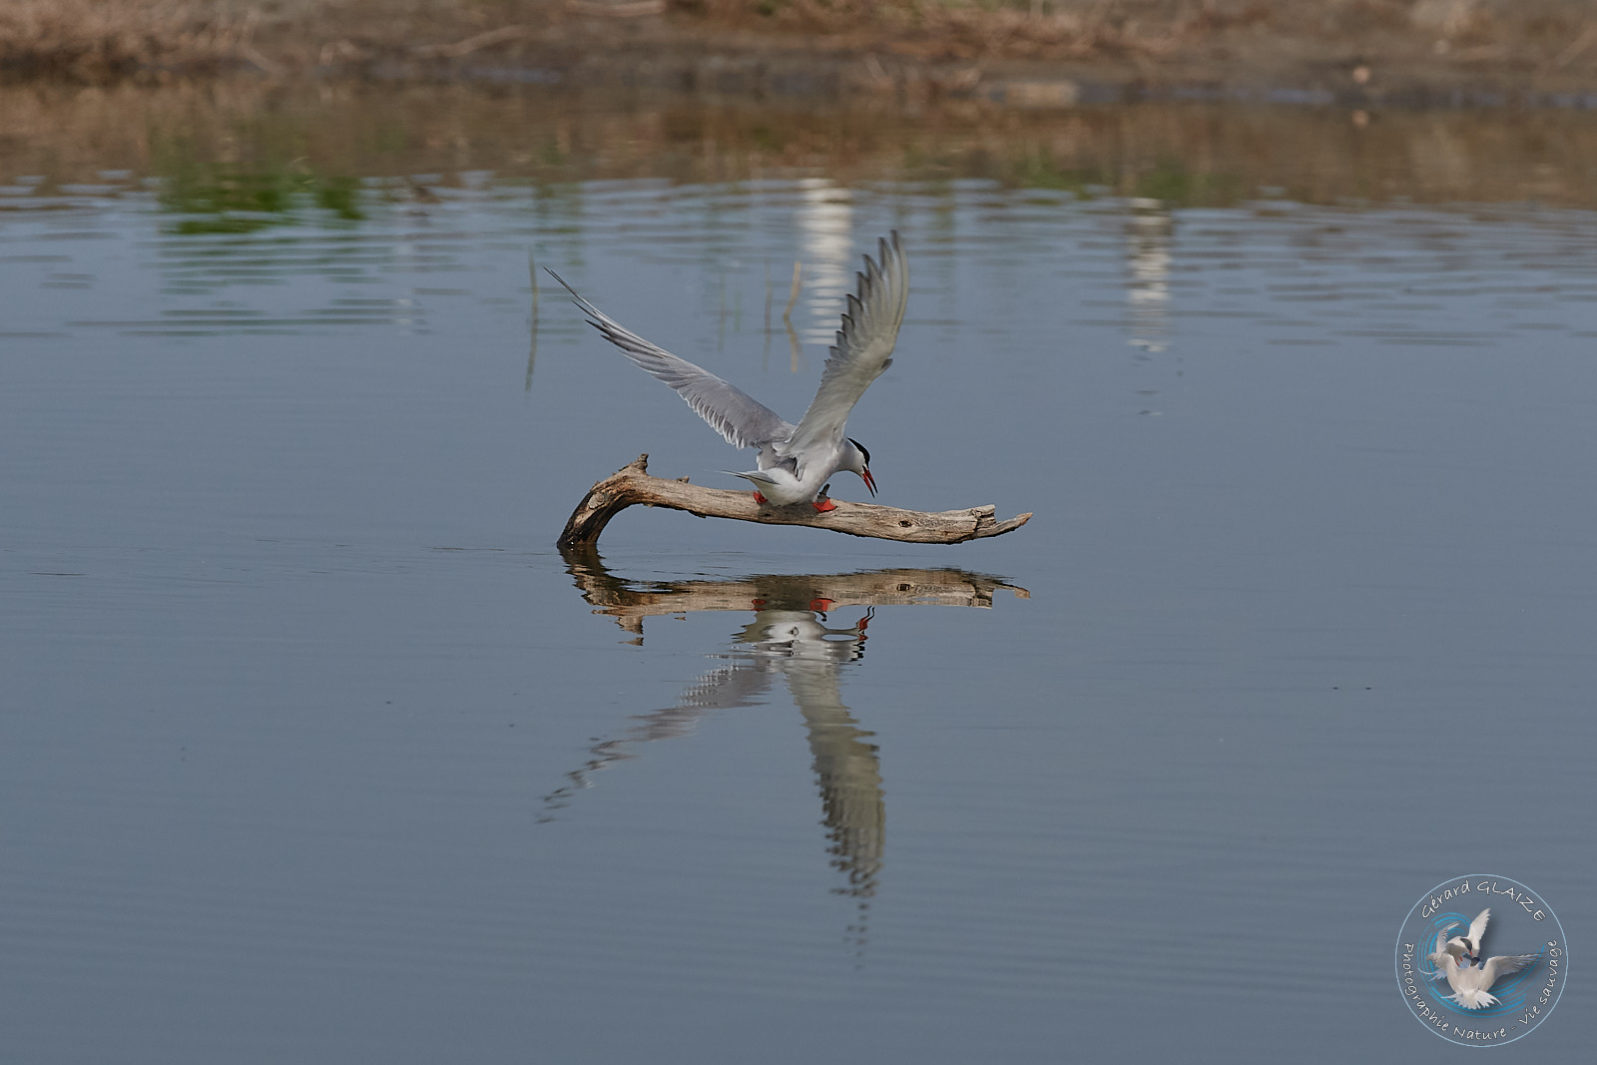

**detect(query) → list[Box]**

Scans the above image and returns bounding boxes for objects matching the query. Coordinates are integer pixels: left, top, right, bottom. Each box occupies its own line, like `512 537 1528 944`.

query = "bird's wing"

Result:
1467 908 1491 949
676 663 773 712
1430 922 1460 965
783 231 909 459
1480 953 1539 985
549 269 793 449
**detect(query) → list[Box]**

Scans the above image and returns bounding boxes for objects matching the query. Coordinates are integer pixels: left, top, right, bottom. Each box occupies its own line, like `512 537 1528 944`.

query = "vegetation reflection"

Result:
11 84 1597 223
157 157 365 234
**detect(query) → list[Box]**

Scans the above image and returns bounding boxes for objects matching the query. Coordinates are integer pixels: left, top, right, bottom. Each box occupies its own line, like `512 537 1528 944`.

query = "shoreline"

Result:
6 80 1597 212
3 2 1597 111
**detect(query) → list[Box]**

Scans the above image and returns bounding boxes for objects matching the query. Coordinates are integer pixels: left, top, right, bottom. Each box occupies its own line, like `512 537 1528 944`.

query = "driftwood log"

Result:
559 455 1033 548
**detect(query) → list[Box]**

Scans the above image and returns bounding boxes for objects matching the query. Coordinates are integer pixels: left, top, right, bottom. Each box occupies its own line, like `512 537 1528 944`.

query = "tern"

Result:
1439 950 1540 1010
1450 908 1492 965
551 232 908 512
1427 921 1470 977
1426 914 1539 1010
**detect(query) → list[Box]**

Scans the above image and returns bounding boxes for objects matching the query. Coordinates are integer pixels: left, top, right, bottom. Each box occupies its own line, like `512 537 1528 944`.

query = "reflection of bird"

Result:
740 607 883 941
738 608 871 663
551 233 907 511
1426 912 1539 1010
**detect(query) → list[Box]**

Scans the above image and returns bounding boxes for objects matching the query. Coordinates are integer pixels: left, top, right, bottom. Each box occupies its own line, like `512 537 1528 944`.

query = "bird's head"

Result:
847 437 876 497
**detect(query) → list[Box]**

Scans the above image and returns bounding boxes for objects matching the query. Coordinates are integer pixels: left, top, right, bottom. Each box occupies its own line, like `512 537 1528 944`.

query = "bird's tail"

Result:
724 469 776 486
1447 989 1499 1010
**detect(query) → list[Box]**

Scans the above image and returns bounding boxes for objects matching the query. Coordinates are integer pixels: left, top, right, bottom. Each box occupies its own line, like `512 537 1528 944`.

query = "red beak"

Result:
861 467 877 497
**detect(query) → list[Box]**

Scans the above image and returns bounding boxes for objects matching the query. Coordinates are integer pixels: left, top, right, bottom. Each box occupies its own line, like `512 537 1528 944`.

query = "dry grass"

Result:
2 1 1594 86
682 1 1597 63
681 0 1216 60
0 0 262 80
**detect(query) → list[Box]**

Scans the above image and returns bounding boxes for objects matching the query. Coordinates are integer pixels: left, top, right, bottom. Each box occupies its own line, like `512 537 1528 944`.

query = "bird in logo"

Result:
1426 910 1539 1010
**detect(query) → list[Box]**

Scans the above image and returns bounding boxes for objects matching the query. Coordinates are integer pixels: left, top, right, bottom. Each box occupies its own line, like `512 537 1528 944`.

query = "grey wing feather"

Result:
548 268 793 449
1482 954 1539 982
1431 922 1460 961
1466 909 1491 948
785 231 909 457
677 664 772 711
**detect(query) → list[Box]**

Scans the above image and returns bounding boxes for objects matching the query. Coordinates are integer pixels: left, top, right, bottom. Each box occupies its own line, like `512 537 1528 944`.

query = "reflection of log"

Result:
560 550 1030 634
558 455 1032 548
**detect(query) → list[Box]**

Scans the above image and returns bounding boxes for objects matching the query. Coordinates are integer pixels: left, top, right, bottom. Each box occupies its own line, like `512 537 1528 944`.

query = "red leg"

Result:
811 498 837 513
752 491 768 505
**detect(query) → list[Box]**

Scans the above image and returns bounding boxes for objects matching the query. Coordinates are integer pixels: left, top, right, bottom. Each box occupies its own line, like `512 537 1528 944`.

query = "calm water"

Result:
3 86 1595 1061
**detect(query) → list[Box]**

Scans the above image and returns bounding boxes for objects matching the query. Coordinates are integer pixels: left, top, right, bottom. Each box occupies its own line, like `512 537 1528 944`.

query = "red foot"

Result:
812 498 837 513
809 598 835 613
752 491 768 505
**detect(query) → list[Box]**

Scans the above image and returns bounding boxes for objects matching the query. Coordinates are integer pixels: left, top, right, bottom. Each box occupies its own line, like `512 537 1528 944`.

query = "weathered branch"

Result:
558 455 1033 548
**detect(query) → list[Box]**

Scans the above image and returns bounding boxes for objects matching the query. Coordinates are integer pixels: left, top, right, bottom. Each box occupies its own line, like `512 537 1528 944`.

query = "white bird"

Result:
1426 916 1539 1010
1450 908 1492 963
1439 951 1540 1010
551 232 909 511
1427 921 1468 978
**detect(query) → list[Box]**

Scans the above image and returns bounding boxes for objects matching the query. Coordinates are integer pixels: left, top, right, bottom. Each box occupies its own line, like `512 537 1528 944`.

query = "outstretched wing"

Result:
676 663 773 712
784 231 909 459
1466 908 1491 950
1430 921 1461 965
1481 953 1539 986
549 269 793 449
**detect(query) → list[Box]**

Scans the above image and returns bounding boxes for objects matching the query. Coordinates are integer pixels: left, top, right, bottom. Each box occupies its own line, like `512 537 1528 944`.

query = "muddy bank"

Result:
3 1 1597 110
